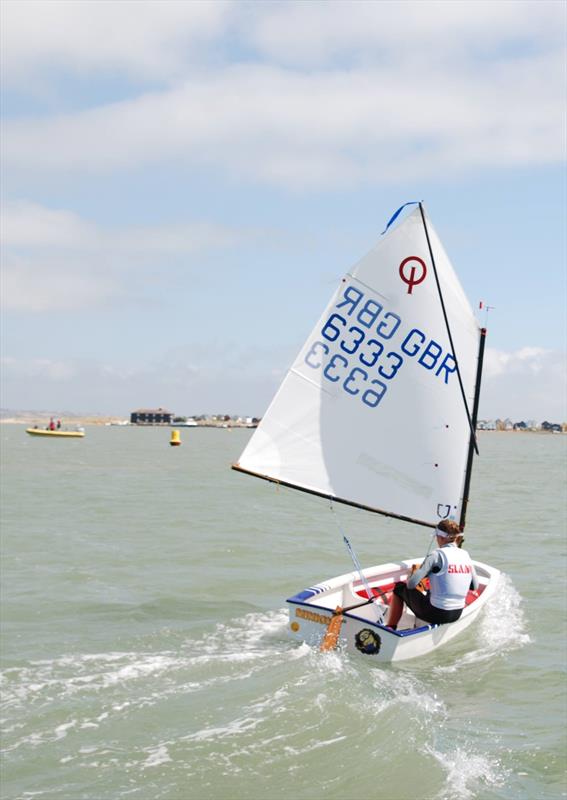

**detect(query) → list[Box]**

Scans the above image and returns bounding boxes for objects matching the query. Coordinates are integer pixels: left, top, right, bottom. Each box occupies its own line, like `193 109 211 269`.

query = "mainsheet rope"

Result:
329 501 386 625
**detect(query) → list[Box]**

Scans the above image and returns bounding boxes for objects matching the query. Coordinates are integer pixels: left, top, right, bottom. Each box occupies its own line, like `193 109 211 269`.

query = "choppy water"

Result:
1 425 566 800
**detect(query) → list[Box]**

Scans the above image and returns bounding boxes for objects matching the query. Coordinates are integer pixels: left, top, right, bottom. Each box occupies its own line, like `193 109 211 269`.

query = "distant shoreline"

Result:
0 416 258 429
1 417 564 433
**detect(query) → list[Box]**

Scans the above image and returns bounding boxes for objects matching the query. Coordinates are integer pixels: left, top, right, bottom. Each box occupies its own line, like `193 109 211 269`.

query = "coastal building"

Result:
541 420 562 433
130 408 173 425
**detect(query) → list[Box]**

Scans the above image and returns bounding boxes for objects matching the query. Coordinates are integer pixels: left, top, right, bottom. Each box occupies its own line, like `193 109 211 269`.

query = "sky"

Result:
1 0 566 421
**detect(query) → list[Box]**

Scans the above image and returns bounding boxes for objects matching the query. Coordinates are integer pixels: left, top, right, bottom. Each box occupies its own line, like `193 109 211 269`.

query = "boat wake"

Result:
425 743 508 800
433 572 530 674
2 601 524 799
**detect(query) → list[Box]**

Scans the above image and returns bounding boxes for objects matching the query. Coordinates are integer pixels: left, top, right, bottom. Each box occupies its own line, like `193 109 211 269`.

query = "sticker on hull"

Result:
354 628 382 655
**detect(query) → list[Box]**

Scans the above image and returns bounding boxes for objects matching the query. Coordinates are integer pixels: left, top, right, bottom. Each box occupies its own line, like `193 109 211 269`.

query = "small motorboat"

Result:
26 427 85 438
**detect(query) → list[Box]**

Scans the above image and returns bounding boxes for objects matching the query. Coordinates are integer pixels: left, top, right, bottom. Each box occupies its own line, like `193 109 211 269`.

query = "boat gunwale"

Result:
287 559 501 639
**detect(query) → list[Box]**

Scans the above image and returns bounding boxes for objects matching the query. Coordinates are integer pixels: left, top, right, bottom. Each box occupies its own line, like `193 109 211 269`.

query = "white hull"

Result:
286 558 500 662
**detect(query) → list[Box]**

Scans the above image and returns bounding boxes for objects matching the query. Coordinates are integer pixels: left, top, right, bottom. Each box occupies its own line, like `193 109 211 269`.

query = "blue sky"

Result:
1 0 566 420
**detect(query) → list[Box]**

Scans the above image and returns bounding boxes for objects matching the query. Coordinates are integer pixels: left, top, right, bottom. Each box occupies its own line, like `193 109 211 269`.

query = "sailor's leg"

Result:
386 592 403 628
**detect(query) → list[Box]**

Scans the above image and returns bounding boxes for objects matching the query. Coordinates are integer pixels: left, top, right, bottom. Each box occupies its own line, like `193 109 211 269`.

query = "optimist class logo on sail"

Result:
399 256 427 294
302 278 457 409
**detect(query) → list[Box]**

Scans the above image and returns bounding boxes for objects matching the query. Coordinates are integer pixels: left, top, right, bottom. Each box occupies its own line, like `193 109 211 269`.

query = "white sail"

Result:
234 205 482 528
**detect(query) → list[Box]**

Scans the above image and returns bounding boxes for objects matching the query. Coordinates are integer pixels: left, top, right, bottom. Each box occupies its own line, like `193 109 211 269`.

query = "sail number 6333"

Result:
304 340 389 408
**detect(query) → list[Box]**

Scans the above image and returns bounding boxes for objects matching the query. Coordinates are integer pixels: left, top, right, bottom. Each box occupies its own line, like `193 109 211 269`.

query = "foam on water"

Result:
0 598 542 799
1 609 305 760
142 744 173 769
433 573 530 674
1 609 290 709
426 744 509 800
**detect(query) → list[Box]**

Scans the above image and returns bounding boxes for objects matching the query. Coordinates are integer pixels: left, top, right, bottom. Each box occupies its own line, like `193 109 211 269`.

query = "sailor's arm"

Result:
407 552 440 589
470 563 480 591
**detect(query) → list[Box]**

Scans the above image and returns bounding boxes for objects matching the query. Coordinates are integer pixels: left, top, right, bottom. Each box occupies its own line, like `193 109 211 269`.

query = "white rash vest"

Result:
408 544 479 611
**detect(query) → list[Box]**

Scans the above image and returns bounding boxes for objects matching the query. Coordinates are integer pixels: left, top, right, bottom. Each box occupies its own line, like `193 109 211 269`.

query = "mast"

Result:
419 203 479 456
459 327 487 529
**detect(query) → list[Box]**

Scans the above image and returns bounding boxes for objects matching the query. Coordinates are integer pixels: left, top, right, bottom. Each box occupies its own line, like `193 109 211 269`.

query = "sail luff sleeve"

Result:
418 203 479 456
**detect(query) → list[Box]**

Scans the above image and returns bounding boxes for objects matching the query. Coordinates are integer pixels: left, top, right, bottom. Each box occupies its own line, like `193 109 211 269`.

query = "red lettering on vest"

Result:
447 564 471 574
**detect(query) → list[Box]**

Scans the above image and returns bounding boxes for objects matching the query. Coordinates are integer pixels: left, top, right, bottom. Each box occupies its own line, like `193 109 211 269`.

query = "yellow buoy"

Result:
170 429 181 446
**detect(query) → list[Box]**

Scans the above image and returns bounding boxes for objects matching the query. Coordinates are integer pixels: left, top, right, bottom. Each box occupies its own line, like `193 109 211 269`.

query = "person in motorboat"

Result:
386 519 479 630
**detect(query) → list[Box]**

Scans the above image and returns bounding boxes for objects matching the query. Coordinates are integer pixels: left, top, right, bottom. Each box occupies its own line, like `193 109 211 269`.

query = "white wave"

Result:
196 608 290 658
426 744 508 800
184 715 262 742
244 685 290 714
2 609 293 716
53 720 78 740
280 734 348 757
1 652 189 709
433 573 530 674
385 669 444 710
142 744 172 769
6 605 438 763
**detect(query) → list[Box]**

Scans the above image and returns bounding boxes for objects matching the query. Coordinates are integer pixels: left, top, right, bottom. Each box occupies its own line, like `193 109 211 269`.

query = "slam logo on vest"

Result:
354 628 381 655
447 564 472 574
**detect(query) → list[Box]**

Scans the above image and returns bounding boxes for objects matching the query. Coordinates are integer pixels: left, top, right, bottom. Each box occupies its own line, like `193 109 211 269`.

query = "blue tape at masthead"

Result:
381 201 421 235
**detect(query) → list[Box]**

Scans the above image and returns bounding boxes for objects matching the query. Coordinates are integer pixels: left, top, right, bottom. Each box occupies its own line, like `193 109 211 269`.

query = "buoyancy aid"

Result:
429 545 474 610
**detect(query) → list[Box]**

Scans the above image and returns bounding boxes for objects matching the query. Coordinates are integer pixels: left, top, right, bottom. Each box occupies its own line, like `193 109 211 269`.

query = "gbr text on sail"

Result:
302 281 457 409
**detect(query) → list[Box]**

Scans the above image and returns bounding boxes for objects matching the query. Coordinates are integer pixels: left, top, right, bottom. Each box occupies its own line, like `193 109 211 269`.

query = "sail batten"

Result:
235 205 483 530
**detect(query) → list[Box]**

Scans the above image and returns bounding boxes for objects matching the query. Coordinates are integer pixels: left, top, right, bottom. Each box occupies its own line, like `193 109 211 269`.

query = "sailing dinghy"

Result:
232 202 500 662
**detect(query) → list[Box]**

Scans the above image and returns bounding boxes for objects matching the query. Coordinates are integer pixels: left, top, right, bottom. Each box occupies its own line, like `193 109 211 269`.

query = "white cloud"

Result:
3 56 564 188
1 356 75 381
1 201 99 248
0 346 285 417
480 347 567 421
2 345 565 421
3 0 563 81
247 0 564 67
1 2 564 189
1 0 231 85
1 252 123 313
0 201 259 312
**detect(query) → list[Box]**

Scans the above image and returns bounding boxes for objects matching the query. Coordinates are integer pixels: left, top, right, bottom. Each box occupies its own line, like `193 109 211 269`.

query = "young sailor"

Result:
386 519 479 629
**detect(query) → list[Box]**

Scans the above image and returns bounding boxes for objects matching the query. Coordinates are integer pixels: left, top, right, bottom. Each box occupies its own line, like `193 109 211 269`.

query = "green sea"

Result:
1 424 566 800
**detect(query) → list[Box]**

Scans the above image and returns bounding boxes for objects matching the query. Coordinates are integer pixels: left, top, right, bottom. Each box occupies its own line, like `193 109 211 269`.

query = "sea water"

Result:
1 425 565 800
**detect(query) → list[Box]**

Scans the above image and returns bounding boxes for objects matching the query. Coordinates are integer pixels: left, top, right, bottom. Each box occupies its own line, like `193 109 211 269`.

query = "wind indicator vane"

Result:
478 301 495 328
